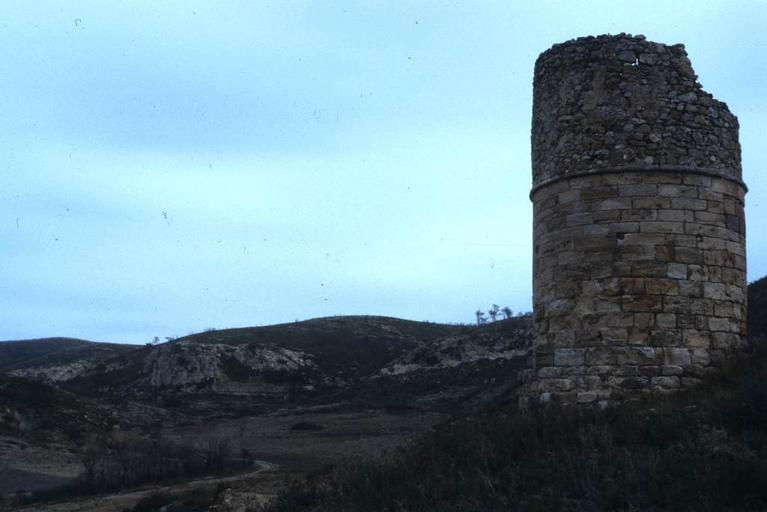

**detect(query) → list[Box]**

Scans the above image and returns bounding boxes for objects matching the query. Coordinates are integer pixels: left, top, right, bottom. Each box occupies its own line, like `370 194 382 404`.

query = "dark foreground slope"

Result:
270 360 767 512
264 284 767 512
749 276 767 343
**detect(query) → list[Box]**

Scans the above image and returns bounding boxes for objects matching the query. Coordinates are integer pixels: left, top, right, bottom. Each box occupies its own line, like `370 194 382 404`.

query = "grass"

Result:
266 348 767 512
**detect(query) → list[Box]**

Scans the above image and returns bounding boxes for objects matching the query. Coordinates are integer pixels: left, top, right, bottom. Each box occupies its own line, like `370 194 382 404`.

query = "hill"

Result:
1 316 532 416
0 338 137 374
0 315 531 509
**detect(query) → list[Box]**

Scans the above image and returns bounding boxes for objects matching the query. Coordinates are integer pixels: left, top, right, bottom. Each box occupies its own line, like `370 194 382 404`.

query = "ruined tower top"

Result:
531 33 742 191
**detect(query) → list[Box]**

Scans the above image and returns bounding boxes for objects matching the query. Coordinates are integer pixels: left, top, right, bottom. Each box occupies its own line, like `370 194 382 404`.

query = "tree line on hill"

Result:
475 304 530 325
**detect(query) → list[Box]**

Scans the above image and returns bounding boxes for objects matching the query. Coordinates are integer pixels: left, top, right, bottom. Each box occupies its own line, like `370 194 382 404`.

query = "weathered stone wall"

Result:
524 34 747 407
532 34 741 183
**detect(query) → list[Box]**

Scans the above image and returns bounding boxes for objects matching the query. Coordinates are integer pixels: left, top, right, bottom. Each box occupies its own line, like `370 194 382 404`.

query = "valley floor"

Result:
1 408 446 511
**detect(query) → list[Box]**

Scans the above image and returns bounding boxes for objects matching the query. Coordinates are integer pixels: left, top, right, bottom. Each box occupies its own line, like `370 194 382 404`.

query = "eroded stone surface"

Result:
531 34 741 185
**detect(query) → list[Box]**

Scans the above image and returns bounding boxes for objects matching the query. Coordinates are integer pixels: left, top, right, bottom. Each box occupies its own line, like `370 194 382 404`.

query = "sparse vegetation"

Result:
6 433 250 507
267 349 767 512
129 487 221 512
476 305 517 325
291 420 325 432
130 491 176 512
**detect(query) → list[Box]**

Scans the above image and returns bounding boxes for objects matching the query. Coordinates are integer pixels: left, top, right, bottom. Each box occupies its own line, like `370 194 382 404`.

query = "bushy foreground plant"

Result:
78 434 240 492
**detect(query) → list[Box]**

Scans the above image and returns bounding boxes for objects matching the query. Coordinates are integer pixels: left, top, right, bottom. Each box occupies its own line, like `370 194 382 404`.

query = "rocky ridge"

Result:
1 316 533 406
381 323 531 376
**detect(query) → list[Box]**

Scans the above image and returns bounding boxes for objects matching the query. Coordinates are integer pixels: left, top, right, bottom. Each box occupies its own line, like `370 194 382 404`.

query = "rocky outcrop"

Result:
143 342 315 387
6 342 316 392
381 323 531 376
9 360 99 384
2 317 536 403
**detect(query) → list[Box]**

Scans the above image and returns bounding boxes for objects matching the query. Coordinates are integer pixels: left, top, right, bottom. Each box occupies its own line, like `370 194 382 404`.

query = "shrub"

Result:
77 434 244 493
11 434 249 507
290 421 325 432
130 491 175 512
129 486 221 512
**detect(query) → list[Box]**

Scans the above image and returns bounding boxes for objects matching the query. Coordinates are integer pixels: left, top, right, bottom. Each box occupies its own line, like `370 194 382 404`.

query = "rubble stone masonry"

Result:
523 34 747 407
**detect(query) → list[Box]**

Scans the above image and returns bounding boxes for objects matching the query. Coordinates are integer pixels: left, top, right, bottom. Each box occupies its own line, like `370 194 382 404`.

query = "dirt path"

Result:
4 409 447 511
9 461 288 512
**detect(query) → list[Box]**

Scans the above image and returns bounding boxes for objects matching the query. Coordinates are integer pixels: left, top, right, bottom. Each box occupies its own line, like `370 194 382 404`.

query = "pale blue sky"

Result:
1 1 765 344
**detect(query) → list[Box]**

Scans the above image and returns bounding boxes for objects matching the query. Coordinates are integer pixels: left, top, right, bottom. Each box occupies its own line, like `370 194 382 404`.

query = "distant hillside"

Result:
0 338 138 373
172 315 472 379
4 269 762 413
0 316 532 415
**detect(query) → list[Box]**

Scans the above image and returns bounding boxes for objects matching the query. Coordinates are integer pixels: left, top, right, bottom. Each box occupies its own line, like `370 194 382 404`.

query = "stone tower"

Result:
525 34 746 407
